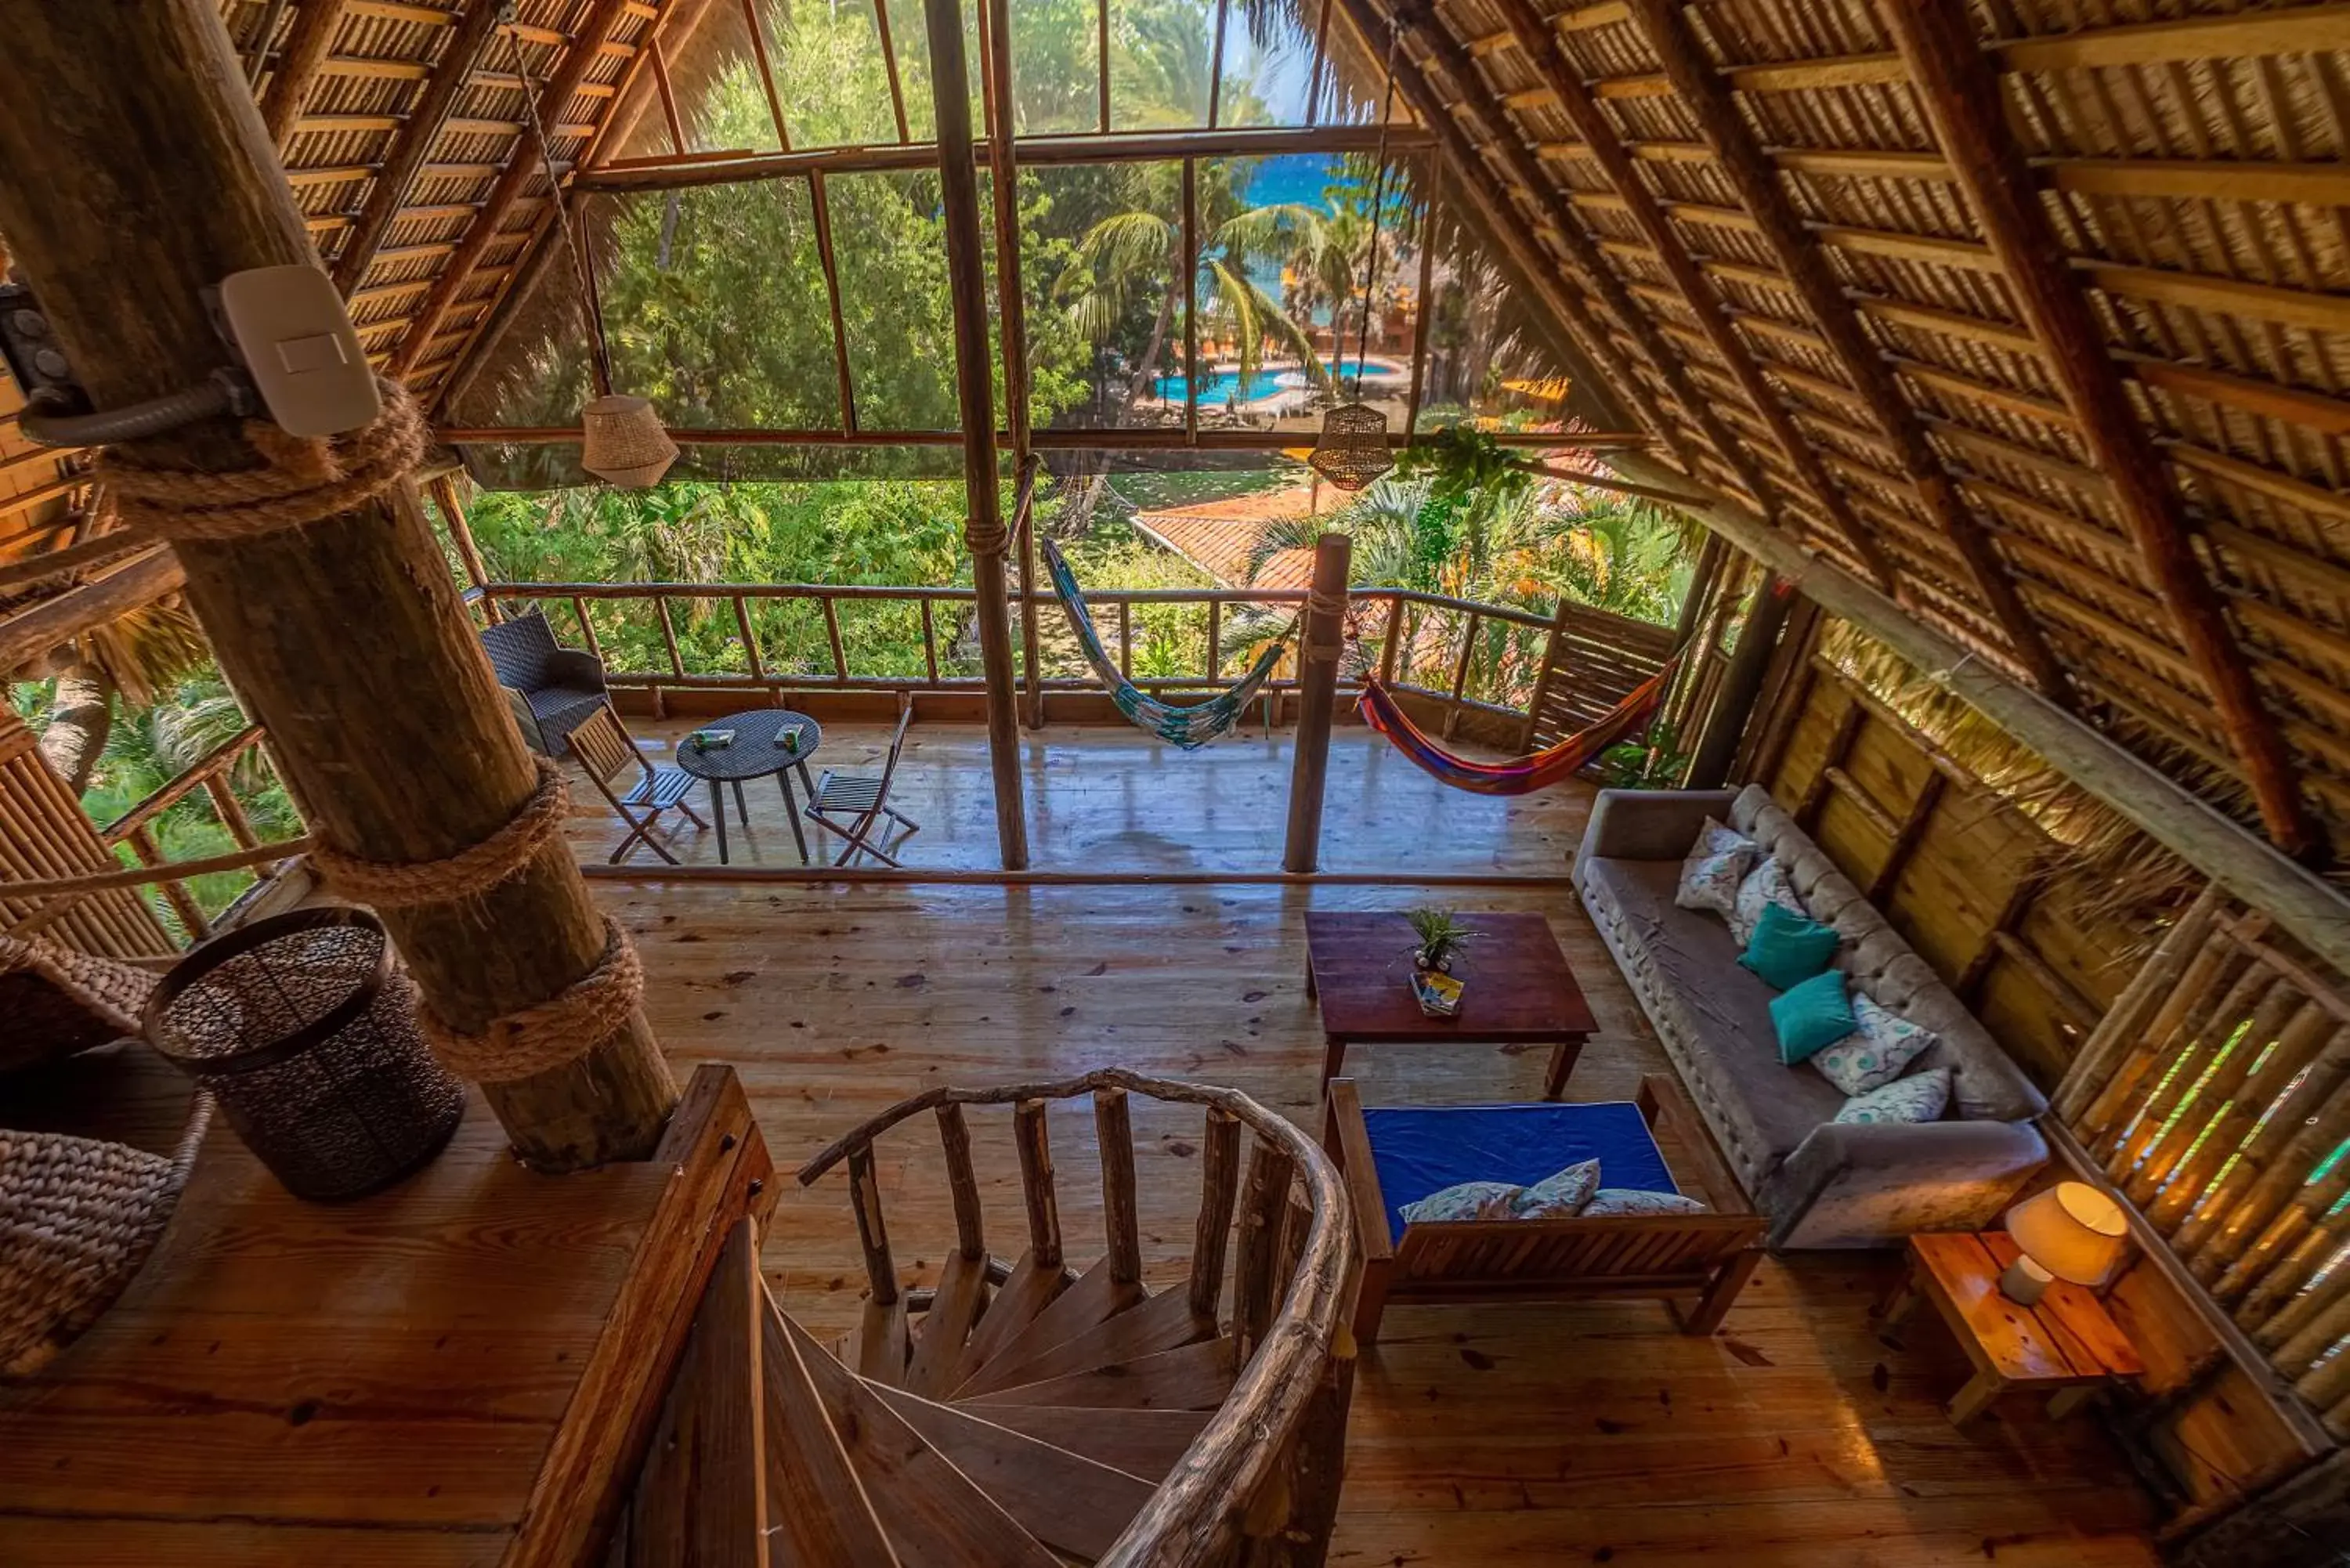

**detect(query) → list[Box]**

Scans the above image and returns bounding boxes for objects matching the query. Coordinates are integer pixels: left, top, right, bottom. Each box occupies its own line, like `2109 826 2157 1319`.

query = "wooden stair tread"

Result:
856 1295 911 1389
960 1284 1218 1398
962 1335 1241 1411
952 1258 1145 1398
940 1404 1213 1483
952 1250 1066 1390
627 1217 768 1568
905 1250 991 1399
870 1383 1156 1560
783 1314 1061 1568
761 1297 900 1568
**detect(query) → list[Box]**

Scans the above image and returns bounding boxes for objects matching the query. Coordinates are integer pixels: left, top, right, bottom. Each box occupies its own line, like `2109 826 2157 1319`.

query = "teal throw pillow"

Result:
1770 969 1856 1064
1739 901 1842 991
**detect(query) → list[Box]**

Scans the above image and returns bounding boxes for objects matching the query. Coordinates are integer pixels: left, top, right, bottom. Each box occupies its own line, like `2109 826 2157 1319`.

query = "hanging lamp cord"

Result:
504 3 615 398
1350 17 1402 396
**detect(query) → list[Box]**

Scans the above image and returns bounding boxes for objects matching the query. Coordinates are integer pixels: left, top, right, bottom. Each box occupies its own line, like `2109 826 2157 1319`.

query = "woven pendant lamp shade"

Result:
1308 402 1394 493
580 395 678 489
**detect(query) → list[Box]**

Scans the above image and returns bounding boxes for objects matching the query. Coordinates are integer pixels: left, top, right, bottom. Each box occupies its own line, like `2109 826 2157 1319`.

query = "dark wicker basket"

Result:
143 907 463 1202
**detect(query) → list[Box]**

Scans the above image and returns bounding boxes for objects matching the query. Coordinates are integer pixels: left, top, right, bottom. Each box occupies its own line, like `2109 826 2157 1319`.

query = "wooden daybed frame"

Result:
1323 1074 1766 1346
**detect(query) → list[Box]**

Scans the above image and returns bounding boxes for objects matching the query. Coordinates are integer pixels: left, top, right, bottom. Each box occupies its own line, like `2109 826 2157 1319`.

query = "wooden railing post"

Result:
1282 533 1350 873
1096 1087 1143 1288
1189 1107 1242 1321
1014 1098 1063 1270
847 1143 899 1306
1234 1140 1298 1365
935 1103 985 1262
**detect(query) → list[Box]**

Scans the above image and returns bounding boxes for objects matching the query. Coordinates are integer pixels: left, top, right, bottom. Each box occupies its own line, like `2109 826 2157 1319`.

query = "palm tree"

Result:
32 598 211 797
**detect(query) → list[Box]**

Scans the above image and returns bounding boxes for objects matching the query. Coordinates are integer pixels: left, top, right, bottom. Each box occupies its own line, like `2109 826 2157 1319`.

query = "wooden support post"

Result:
1878 0 2312 857
982 0 1046 732
1095 1087 1142 1287
1014 1097 1062 1270
920 0 1029 868
848 1143 899 1306
1282 533 1350 873
1233 1140 1296 1366
0 1 676 1169
428 474 501 622
1188 1106 1242 1321
331 0 505 295
935 1103 985 1261
1623 0 2067 702
1688 576 1791 789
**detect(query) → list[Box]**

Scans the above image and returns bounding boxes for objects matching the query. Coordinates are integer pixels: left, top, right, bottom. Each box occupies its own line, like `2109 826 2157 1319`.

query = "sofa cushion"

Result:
1578 857 1847 1180
1730 786 2045 1123
1770 970 1856 1064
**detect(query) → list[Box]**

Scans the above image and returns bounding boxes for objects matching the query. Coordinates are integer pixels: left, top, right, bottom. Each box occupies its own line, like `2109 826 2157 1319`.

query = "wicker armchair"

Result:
479 609 609 756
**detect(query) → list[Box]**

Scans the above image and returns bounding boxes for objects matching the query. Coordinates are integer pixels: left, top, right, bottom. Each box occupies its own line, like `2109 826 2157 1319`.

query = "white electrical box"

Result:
218 265 381 437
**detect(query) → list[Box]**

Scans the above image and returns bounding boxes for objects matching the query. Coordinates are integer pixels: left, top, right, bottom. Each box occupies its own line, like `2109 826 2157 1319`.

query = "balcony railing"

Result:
463 580 1665 746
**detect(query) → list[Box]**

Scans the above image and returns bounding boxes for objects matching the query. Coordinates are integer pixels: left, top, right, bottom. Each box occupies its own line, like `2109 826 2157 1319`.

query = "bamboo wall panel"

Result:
0 707 174 959
1761 654 2138 1088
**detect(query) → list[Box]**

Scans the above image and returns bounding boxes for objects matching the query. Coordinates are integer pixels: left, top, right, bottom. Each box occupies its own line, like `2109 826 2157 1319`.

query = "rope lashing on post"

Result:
306 757 569 909
416 915 645 1084
1302 584 1350 664
964 516 1010 557
0 377 427 592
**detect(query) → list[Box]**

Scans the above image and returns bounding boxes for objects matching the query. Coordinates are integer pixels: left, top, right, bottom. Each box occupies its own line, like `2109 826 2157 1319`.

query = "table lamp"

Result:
2000 1180 2129 1305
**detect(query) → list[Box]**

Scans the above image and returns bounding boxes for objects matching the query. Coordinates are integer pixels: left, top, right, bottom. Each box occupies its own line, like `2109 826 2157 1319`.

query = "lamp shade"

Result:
580 395 678 489
2005 1181 2129 1287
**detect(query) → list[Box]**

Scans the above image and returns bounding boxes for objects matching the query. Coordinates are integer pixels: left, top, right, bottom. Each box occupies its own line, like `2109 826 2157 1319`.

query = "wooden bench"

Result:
1323 1074 1766 1346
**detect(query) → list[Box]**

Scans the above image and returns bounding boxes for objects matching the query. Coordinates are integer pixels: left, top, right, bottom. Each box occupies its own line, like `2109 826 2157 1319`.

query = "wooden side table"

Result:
1878 1230 2144 1425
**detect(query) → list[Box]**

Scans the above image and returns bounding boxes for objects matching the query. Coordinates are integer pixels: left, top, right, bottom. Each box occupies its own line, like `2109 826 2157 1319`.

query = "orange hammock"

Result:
1357 653 1683 797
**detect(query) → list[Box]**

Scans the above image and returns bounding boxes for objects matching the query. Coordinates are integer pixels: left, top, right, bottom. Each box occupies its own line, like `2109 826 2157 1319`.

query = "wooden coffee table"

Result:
1303 911 1597 1100
1879 1230 2145 1425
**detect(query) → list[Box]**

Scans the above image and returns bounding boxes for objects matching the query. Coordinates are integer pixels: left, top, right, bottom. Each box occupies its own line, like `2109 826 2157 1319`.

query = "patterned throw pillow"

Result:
1510 1158 1601 1219
1730 857 1805 946
1582 1187 1709 1216
1675 817 1757 919
1400 1180 1522 1224
1833 1066 1952 1125
1812 994 1940 1097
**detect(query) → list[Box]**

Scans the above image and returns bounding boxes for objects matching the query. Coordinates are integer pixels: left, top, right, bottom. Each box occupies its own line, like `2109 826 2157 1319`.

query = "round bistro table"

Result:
673 708 822 864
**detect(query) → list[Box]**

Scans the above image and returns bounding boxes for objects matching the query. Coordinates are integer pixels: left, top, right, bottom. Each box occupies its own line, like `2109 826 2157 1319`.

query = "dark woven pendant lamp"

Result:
1309 18 1403 495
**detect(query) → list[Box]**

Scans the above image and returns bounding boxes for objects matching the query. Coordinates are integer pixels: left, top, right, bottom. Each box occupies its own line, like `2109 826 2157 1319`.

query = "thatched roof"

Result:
9 0 2350 876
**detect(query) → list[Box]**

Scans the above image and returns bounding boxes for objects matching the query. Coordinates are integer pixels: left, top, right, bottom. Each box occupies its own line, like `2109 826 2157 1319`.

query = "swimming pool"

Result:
1154 358 1405 405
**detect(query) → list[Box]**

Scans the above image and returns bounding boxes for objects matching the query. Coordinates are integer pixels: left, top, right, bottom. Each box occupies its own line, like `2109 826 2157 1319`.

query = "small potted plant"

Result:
1405 908 1475 1018
1405 907 1475 974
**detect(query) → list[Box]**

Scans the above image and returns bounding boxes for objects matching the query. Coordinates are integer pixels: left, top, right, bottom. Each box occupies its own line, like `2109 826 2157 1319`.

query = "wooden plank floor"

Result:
588 731 2160 1566
566 719 1593 873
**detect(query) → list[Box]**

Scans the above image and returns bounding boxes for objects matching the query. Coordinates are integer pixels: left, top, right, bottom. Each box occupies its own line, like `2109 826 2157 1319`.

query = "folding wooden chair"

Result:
567 705 707 865
803 697 921 867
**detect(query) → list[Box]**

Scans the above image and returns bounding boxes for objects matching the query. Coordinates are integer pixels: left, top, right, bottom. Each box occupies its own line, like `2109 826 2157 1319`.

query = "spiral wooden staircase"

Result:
604 1069 1360 1568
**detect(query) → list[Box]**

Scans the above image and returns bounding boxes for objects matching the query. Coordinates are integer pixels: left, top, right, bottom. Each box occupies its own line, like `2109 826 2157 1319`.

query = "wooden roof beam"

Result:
1321 0 1675 461
258 0 349 150
1480 0 1899 591
332 0 508 295
1881 0 2316 857
1393 3 1774 509
1622 0 2069 700
389 0 638 382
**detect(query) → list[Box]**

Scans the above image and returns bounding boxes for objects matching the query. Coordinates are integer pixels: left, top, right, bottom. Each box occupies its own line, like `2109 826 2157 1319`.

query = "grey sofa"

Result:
1574 785 2047 1249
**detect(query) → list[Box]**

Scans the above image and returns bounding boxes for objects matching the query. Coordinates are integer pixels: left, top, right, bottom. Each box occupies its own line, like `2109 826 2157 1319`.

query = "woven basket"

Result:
0 934 159 1077
1307 401 1394 493
580 394 678 488
0 1091 211 1378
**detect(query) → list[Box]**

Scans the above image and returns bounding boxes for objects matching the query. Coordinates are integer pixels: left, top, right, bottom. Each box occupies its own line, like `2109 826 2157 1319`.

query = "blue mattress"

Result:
1361 1101 1678 1244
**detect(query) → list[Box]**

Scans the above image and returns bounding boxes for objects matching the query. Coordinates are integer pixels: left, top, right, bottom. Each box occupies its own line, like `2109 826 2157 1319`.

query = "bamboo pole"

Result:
1282 534 1350 873
0 0 675 1169
2124 981 2308 1210
982 0 1044 732
920 0 1029 869
428 474 501 623
2177 1024 2350 1263
1688 575 1791 789
2054 883 2227 1122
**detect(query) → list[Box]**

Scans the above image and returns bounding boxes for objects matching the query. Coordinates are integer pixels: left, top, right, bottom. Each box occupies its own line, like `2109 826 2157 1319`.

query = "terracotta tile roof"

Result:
1131 486 1322 588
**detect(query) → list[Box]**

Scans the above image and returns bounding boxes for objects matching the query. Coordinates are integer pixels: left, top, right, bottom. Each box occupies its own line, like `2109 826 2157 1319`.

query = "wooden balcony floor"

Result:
565 719 1589 873
591 728 2161 1566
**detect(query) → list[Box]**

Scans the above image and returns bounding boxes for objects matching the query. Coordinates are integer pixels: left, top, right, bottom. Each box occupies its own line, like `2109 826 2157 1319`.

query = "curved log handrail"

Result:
796 1066 1358 1568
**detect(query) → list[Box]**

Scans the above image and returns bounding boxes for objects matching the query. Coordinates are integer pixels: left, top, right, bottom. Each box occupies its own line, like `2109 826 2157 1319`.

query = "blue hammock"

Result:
1043 539 1296 749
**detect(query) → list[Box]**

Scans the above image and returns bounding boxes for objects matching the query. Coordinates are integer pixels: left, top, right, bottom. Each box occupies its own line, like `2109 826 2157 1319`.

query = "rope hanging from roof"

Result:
1043 539 1296 748
1308 14 1402 495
